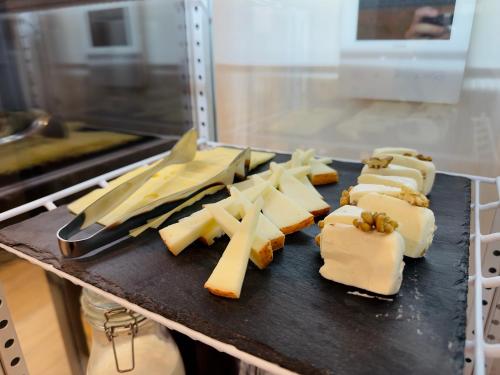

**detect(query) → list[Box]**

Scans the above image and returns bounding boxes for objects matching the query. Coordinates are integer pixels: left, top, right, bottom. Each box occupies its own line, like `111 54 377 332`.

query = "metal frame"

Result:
0 284 29 375
185 0 217 143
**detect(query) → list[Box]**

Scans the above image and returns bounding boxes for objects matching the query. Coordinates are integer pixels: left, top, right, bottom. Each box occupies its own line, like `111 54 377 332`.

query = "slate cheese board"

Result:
0 153 471 375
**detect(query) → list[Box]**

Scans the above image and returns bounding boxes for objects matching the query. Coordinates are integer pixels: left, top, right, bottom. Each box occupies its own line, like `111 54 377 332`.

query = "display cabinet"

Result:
0 0 498 374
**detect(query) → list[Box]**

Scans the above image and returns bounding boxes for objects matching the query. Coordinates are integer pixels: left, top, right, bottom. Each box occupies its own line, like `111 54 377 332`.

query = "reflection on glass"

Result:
88 8 130 47
357 0 456 40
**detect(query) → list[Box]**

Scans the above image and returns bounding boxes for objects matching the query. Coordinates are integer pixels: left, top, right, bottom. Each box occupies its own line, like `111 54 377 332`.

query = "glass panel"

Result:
0 0 192 213
214 0 500 178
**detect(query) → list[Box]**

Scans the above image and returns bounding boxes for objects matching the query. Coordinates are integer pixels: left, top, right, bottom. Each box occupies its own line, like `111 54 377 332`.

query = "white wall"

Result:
214 0 342 66
214 0 500 70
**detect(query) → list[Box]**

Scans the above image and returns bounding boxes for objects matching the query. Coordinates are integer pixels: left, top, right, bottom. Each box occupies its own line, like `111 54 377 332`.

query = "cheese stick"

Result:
204 203 273 269
204 199 262 298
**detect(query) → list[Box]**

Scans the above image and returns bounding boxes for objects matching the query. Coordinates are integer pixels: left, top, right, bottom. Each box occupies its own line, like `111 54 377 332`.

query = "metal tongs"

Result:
57 127 249 258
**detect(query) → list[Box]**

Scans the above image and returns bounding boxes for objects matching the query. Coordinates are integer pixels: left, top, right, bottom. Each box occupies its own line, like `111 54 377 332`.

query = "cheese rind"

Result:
319 223 405 295
375 153 436 195
361 164 424 193
323 205 363 226
309 160 339 185
349 184 401 204
357 193 436 258
358 174 418 191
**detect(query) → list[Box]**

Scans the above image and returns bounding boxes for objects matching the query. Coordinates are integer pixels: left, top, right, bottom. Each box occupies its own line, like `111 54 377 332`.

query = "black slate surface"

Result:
0 154 471 375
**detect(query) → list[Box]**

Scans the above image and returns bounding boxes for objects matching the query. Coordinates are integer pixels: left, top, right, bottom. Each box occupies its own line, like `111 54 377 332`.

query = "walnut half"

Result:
397 186 430 208
353 211 398 234
362 156 393 169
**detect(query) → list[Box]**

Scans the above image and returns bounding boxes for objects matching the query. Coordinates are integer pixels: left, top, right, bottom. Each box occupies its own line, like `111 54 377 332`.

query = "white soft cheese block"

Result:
376 153 436 195
204 201 260 299
373 147 418 157
358 174 418 191
323 205 363 226
319 223 405 295
357 193 436 258
361 164 424 193
349 184 401 204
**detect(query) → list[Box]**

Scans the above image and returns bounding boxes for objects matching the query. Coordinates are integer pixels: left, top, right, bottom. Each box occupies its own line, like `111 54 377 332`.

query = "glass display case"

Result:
0 0 498 374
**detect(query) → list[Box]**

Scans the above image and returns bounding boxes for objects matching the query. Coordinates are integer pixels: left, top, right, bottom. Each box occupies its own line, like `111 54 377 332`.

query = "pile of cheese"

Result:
68 147 276 229
317 147 437 296
159 149 339 299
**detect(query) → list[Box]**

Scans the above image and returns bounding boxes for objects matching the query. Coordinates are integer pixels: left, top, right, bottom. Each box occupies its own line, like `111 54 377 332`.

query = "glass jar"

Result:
81 289 185 375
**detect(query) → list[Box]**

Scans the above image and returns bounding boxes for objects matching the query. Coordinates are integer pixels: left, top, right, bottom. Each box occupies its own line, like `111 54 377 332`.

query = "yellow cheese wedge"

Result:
375 153 435 195
159 218 215 256
204 203 273 269
357 174 418 191
244 176 314 234
277 171 330 217
373 147 418 157
357 192 436 258
228 187 285 251
309 159 339 185
361 164 424 193
319 223 405 295
204 199 261 299
297 175 323 199
159 182 269 254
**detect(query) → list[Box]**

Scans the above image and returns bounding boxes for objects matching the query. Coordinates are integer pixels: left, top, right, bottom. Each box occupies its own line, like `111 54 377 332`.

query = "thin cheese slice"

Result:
376 153 435 195
361 164 424 192
69 147 249 226
204 203 273 269
204 199 261 299
358 174 418 191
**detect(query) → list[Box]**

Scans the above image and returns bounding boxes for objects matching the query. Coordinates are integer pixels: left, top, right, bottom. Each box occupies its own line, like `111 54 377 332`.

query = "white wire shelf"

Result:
0 145 498 375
